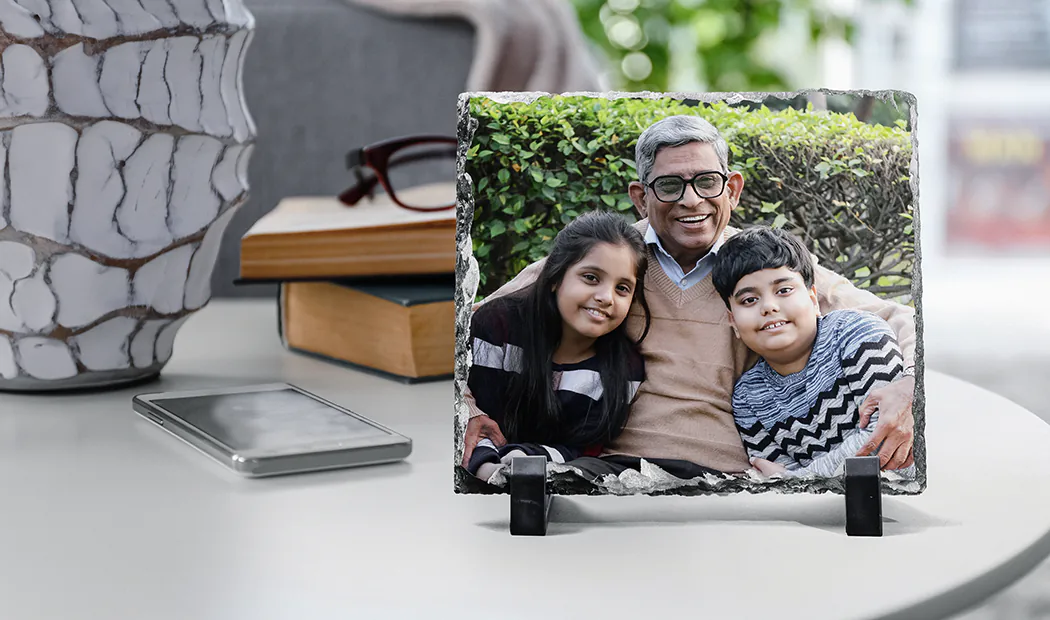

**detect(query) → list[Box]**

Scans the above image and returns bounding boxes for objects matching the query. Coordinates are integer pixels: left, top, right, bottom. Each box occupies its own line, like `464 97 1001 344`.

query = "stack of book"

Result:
238 187 456 382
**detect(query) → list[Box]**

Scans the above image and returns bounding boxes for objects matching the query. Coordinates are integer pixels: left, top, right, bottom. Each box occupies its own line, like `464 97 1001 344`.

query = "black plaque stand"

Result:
509 456 552 536
507 454 883 536
844 456 883 536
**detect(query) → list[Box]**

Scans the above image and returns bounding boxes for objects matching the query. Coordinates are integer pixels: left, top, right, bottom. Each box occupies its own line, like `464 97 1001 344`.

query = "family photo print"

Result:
454 90 923 497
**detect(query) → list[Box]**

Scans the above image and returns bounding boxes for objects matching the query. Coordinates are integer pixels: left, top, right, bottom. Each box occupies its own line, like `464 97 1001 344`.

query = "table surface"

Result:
1 299 1048 620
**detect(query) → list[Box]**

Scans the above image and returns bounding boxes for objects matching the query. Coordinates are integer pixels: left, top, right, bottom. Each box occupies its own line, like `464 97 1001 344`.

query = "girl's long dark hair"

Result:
502 210 651 447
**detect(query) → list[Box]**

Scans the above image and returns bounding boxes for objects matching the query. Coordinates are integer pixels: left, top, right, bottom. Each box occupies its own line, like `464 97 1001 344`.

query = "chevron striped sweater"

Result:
733 309 914 478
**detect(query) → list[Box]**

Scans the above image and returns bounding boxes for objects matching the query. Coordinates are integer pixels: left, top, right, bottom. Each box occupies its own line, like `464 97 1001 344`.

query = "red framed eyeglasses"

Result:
339 135 457 212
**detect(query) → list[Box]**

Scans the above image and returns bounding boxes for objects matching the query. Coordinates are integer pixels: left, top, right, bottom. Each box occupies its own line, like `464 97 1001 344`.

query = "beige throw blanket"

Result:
342 0 604 92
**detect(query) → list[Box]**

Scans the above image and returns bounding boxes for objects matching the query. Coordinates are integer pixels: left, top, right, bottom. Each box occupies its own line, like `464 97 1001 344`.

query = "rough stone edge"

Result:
453 93 479 493
905 90 927 494
453 89 925 497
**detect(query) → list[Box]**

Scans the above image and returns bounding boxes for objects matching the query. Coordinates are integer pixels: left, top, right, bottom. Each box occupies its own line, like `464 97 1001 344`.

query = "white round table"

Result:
0 300 1046 620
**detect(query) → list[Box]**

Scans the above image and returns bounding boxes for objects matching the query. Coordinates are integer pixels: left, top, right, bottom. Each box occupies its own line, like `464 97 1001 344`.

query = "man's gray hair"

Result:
634 115 729 184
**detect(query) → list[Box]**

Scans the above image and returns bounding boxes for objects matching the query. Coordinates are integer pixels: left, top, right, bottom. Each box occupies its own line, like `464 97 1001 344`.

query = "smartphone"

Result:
132 383 412 477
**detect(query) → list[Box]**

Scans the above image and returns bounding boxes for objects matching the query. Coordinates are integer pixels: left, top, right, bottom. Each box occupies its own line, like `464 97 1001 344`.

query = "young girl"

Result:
466 210 651 481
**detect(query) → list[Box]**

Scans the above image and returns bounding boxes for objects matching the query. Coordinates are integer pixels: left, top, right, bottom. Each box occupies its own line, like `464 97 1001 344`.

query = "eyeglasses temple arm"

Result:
338 168 380 206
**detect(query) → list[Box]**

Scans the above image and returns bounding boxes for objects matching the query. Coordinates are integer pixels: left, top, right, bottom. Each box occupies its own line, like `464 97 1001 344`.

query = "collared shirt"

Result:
644 225 725 290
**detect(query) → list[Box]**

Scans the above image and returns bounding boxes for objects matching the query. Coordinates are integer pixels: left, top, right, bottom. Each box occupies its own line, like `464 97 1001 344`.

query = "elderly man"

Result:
462 114 916 480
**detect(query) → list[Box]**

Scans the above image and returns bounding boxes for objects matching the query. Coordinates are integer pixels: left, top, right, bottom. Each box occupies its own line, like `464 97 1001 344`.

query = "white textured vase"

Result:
0 0 255 391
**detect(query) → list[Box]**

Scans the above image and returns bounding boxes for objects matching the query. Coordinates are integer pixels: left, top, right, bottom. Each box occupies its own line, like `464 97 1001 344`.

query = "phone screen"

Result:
151 388 391 451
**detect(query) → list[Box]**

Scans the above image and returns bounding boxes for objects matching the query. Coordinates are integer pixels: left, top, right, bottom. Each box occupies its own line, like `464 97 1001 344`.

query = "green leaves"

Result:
565 0 867 93
465 95 913 299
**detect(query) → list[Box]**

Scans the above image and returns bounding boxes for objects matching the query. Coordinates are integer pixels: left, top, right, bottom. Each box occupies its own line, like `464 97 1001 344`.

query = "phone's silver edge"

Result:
131 386 413 477
237 443 414 478
132 395 245 471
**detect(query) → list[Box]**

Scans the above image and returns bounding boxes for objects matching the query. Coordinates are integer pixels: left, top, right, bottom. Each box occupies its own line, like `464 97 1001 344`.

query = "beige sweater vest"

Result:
608 235 755 472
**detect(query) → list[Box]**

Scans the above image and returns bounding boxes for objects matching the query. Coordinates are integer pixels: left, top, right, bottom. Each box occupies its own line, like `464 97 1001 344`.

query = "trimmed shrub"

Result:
465 96 914 302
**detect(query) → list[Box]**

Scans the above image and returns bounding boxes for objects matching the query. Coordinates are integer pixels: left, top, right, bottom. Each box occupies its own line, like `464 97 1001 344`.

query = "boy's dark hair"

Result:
502 209 651 447
712 226 815 307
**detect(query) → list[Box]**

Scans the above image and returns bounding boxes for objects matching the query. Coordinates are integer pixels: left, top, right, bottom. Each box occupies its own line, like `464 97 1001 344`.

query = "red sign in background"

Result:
947 118 1050 252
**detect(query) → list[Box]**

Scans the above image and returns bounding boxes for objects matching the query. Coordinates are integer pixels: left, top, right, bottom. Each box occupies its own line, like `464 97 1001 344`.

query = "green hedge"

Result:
465 96 914 302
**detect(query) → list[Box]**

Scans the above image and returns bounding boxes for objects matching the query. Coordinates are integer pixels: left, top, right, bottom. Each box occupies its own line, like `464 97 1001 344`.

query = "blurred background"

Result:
571 3 1050 616
576 1 1050 617
227 2 1048 615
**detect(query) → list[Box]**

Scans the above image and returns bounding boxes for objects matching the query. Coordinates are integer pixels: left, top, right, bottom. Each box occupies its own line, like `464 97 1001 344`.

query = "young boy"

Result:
711 226 915 479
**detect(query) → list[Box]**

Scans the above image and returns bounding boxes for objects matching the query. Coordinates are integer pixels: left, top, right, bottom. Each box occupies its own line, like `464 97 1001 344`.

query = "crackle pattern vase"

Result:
0 0 255 391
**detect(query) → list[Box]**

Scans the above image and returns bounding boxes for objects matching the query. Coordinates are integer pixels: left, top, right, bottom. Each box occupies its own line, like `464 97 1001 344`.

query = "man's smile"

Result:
676 213 712 228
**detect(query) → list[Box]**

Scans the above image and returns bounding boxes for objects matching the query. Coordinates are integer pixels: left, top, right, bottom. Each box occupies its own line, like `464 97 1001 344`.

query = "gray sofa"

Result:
213 0 475 297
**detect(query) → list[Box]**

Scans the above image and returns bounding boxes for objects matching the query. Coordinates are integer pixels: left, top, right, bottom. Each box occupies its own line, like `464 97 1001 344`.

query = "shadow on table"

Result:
0 372 265 404
233 461 416 492
475 495 957 537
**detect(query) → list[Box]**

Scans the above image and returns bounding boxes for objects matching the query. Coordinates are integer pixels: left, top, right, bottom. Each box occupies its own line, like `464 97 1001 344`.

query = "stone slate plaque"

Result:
454 90 924 497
